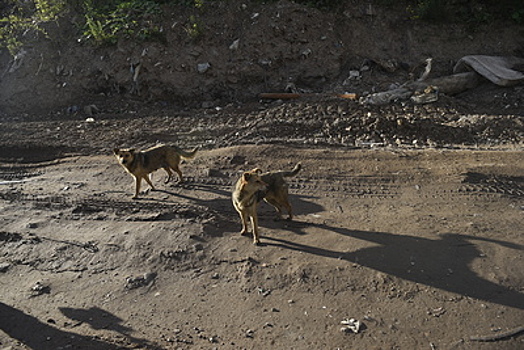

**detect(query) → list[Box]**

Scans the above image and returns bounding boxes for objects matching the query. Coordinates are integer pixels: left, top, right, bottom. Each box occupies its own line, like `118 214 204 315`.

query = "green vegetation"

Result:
0 0 65 55
184 14 203 40
81 0 163 45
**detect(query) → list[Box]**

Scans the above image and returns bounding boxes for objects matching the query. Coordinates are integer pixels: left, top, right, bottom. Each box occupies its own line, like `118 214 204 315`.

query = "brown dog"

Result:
232 163 301 245
114 144 198 198
232 170 267 245
255 162 301 220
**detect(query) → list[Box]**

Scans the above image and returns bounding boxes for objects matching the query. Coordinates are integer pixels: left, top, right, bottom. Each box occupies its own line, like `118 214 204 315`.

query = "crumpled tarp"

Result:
453 55 524 86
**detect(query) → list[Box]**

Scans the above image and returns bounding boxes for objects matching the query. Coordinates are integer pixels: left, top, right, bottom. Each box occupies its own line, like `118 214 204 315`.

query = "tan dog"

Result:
232 163 301 245
113 144 198 198
232 170 267 245
255 162 301 220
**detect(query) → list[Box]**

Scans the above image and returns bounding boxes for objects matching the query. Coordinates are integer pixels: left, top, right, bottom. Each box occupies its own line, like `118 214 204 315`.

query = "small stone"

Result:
0 262 11 272
229 39 240 50
197 62 211 73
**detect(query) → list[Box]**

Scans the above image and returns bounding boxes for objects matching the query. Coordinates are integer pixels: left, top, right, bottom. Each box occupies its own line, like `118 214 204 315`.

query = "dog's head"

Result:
239 171 267 193
113 148 135 166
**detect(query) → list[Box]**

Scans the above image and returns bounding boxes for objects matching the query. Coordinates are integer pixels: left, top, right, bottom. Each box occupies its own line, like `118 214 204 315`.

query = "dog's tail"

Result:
282 162 302 177
175 146 199 159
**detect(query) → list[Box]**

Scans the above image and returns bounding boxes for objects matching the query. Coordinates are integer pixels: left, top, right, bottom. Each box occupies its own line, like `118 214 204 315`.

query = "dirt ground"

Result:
1 1 524 349
1 98 523 350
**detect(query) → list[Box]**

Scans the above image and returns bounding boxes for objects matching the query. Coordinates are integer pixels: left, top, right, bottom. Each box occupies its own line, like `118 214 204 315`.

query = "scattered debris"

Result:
417 58 433 81
360 55 524 106
454 55 524 86
300 48 312 59
229 39 240 50
360 88 412 105
469 325 524 342
410 86 439 104
0 262 11 273
256 287 271 297
340 318 363 333
343 70 361 84
30 281 51 297
428 307 446 317
197 62 211 74
125 272 157 290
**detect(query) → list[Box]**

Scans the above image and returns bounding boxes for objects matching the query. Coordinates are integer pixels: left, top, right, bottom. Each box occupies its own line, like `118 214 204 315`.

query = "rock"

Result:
30 281 50 297
197 62 211 73
0 262 11 273
229 39 240 50
125 272 157 289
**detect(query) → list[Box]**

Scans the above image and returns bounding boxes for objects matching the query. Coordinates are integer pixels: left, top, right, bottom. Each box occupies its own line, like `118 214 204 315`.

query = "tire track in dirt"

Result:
1 168 522 215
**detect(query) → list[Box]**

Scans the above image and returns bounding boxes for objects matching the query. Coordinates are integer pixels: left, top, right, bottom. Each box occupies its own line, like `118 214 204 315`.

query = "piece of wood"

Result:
405 71 481 95
259 92 357 100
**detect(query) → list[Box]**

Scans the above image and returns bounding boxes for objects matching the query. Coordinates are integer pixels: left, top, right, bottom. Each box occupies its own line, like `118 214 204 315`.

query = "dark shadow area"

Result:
150 180 324 217
259 193 324 218
0 146 78 163
0 302 155 350
59 306 163 349
264 223 524 310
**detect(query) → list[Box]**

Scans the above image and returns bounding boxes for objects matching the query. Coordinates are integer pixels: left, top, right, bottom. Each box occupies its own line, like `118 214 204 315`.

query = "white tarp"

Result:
453 55 524 86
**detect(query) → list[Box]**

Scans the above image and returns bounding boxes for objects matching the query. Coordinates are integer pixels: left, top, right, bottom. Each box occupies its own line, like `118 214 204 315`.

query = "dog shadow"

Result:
148 184 324 219
264 223 524 310
0 303 162 350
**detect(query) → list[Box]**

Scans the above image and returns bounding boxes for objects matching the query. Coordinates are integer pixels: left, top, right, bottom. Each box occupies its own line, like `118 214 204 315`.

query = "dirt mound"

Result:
1 1 523 116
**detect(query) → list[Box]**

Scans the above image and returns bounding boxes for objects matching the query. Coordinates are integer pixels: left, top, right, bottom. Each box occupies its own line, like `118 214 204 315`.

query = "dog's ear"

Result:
242 172 252 182
252 168 262 174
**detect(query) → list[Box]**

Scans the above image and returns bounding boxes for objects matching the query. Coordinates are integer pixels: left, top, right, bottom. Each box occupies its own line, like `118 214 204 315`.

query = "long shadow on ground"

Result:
0 303 163 350
265 224 524 310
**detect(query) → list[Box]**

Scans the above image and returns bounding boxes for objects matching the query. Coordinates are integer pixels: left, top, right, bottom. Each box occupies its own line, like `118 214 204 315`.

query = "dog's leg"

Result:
172 166 184 183
143 175 156 192
250 214 261 245
239 211 250 236
285 207 293 220
163 167 173 183
264 198 284 220
275 192 293 220
133 176 142 198
282 199 293 220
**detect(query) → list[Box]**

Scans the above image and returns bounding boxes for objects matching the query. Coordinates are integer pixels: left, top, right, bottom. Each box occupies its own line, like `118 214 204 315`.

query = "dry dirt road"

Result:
1 143 523 350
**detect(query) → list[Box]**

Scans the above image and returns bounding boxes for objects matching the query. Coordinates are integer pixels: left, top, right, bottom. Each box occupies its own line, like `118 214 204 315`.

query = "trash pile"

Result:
359 55 524 106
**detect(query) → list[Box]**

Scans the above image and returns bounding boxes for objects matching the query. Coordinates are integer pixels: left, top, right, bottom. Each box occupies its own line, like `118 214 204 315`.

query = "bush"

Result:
0 0 65 55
